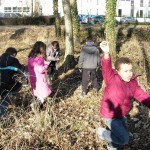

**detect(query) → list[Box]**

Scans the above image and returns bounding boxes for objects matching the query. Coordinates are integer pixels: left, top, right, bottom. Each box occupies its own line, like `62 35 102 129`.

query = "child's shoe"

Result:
107 144 118 150
96 127 106 140
37 97 45 103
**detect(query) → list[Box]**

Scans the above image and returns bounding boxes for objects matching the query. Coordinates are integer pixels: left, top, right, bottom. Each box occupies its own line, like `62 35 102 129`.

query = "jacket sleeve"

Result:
101 55 114 85
12 58 25 71
78 49 84 68
36 57 48 73
133 80 150 108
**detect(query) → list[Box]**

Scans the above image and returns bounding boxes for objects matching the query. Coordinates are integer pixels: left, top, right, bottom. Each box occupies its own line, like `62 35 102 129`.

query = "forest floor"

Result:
0 24 150 150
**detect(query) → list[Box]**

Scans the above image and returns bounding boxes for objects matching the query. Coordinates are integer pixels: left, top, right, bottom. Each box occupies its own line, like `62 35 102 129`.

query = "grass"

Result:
0 24 150 149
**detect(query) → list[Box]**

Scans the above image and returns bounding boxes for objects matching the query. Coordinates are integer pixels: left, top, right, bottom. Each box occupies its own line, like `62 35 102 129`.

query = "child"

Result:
46 41 60 80
78 36 100 96
96 41 150 149
0 47 25 96
28 41 51 104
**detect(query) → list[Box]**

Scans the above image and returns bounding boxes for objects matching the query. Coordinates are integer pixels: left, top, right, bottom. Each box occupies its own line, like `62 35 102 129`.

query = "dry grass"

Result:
0 25 150 149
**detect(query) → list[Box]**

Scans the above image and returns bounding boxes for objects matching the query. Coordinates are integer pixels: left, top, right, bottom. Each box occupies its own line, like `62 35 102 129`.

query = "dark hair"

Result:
28 41 46 59
115 57 132 71
51 41 60 51
86 36 93 42
5 47 17 55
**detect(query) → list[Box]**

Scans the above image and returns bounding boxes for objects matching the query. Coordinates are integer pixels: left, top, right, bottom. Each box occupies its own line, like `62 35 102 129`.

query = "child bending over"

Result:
0 47 25 96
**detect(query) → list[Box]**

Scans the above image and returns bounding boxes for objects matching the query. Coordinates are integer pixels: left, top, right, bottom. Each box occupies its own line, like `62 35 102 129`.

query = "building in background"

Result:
0 0 150 18
0 0 31 16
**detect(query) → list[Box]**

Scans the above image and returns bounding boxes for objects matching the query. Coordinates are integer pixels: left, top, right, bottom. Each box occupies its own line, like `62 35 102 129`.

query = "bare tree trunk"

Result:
70 0 80 44
53 0 61 37
62 0 75 71
105 0 117 62
62 0 74 57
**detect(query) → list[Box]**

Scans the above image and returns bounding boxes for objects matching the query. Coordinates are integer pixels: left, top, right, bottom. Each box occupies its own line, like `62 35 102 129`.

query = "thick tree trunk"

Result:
53 0 61 37
62 0 75 71
105 0 117 62
62 0 74 57
70 0 80 44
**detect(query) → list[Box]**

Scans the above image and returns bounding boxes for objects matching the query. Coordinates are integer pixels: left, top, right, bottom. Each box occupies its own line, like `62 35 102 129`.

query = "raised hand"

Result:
100 41 109 54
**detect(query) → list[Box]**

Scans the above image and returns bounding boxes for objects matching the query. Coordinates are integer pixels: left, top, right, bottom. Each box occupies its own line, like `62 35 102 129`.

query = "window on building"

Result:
118 9 122 17
140 10 143 17
18 7 22 12
13 7 22 12
140 0 143 7
4 7 11 12
13 7 17 12
23 7 29 12
148 11 150 17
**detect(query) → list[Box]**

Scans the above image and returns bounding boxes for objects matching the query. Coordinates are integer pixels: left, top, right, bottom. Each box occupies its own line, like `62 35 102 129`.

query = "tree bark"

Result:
62 0 75 71
53 0 61 37
105 0 117 62
70 0 80 44
62 0 74 57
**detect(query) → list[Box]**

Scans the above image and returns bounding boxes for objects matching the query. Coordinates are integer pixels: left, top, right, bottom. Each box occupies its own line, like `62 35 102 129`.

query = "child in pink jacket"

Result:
28 41 51 104
96 41 150 149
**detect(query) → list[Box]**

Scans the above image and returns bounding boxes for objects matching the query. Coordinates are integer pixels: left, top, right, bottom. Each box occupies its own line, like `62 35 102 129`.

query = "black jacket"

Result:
0 53 24 85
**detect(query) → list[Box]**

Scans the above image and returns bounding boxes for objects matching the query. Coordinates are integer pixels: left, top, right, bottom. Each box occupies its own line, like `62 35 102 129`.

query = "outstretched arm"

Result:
100 41 109 59
100 41 114 84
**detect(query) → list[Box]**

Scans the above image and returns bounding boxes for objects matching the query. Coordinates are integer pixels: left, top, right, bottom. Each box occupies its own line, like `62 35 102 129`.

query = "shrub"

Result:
0 16 55 26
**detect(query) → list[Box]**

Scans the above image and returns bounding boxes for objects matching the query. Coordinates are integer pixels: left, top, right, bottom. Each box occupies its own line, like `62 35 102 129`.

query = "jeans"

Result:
103 117 129 148
82 68 99 93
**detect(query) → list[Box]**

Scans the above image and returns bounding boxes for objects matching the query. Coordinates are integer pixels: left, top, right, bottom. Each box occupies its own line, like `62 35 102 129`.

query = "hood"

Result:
82 45 98 54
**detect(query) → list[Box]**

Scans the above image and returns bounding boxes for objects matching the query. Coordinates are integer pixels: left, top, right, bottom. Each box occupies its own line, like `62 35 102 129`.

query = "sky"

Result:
39 0 63 15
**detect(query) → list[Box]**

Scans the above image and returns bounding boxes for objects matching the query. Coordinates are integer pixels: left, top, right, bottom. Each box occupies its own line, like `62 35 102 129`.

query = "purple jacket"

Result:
28 55 51 98
100 55 150 118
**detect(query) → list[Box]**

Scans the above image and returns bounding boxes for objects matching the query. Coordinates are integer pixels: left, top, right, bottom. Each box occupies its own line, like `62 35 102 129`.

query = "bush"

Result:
0 16 55 26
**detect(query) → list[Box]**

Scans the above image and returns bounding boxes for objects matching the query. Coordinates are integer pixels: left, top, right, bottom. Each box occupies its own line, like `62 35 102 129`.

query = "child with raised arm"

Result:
96 41 150 149
28 41 51 104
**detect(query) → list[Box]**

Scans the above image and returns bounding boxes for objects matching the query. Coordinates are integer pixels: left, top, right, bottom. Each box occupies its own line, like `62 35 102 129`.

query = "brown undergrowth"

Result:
0 25 150 149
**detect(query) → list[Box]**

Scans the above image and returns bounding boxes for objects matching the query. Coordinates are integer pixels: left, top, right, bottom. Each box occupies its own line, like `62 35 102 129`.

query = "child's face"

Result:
117 63 133 82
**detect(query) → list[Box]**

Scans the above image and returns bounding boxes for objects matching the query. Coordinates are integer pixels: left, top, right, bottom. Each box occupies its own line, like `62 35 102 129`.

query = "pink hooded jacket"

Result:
28 55 51 98
100 55 150 118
